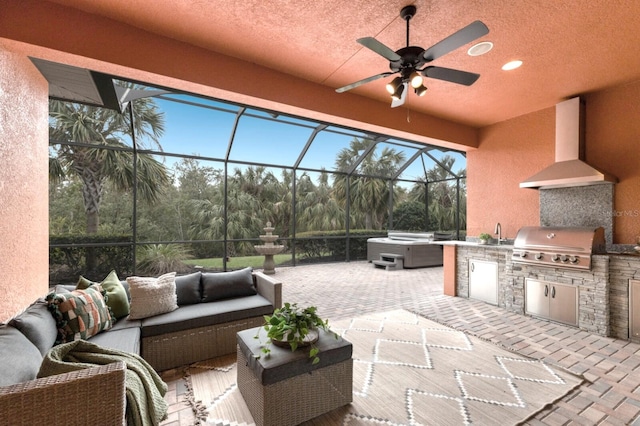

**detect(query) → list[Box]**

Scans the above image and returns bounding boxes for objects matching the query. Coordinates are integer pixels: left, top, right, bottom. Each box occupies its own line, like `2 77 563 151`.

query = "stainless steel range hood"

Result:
520 97 617 189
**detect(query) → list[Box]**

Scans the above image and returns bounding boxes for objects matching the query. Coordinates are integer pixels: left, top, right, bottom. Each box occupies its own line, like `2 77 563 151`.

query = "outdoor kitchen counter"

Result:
436 241 514 248
434 241 513 296
607 250 640 257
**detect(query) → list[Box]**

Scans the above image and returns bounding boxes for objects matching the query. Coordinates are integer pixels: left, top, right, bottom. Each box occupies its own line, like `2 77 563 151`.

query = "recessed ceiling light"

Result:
467 41 493 56
502 60 523 71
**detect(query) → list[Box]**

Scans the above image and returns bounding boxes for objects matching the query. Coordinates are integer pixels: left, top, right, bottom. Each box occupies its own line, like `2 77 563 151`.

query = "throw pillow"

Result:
175 271 202 305
127 272 178 319
77 270 131 319
45 285 114 345
9 299 58 355
201 267 257 302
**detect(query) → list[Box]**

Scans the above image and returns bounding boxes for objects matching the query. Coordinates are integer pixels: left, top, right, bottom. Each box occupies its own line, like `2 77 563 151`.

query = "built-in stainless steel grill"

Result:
512 226 606 270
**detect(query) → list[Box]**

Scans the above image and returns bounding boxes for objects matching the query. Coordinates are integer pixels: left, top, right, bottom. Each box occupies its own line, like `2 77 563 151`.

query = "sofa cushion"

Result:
9 299 58 356
201 267 257 302
127 272 178 319
175 271 202 305
108 316 142 331
46 285 115 344
77 270 131 319
141 294 273 338
0 325 43 387
89 327 141 355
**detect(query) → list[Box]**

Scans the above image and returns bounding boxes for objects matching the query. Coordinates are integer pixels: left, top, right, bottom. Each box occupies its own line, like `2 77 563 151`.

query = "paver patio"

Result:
160 261 640 425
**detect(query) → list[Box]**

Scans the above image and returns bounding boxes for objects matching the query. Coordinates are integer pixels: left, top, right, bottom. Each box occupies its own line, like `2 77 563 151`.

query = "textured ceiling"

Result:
45 0 640 127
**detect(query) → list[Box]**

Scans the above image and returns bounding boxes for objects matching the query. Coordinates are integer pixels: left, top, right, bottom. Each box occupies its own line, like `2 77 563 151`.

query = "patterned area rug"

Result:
187 310 583 425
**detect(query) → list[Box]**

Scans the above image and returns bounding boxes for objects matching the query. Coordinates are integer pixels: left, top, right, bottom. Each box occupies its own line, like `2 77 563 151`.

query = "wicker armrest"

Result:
0 362 127 426
253 271 282 309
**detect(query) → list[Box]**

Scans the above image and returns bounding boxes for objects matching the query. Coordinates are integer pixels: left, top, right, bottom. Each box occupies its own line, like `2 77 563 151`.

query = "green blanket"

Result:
38 340 168 426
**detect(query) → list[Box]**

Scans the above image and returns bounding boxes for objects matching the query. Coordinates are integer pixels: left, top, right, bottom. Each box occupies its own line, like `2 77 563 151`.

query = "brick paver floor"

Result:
160 261 640 425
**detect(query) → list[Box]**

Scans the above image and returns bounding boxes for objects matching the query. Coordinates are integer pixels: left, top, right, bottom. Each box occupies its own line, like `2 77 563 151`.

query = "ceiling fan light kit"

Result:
409 71 423 88
336 5 489 108
415 85 428 97
391 83 405 101
386 76 403 94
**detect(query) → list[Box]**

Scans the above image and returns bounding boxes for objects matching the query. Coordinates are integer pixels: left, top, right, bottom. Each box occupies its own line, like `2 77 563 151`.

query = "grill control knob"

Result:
560 255 569 263
569 256 579 264
535 253 543 260
551 254 560 262
519 251 527 258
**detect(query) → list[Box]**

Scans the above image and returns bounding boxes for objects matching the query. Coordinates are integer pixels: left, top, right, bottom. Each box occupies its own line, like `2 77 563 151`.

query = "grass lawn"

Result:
185 254 291 269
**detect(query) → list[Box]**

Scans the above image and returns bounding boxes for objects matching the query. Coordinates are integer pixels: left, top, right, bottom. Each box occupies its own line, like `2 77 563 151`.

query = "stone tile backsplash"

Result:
539 184 614 246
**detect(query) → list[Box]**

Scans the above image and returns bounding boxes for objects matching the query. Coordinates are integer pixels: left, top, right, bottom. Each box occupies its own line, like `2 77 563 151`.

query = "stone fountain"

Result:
254 222 285 275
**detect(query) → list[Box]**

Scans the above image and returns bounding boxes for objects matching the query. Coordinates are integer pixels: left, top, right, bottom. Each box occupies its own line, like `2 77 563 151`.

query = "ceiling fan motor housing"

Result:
390 46 427 73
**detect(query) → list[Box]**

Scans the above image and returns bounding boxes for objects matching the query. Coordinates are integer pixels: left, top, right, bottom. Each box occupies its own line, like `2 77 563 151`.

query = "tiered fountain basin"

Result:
254 222 285 275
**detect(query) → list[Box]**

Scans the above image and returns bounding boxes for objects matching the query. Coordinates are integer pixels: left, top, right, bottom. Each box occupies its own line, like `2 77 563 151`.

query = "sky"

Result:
134 92 466 184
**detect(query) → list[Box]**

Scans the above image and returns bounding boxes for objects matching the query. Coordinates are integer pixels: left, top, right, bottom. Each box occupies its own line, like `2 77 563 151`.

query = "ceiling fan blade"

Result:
391 83 408 108
357 37 402 62
335 72 395 93
422 21 489 62
421 66 480 86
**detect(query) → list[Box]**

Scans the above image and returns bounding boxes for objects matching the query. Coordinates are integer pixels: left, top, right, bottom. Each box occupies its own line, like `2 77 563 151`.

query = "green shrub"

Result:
49 234 133 284
293 229 385 261
136 244 193 276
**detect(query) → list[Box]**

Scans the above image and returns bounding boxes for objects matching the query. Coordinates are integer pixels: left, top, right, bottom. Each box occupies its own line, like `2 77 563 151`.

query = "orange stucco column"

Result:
443 245 457 296
0 47 49 321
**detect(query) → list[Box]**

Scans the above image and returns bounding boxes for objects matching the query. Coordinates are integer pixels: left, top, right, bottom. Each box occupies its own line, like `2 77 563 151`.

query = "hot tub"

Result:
367 231 451 268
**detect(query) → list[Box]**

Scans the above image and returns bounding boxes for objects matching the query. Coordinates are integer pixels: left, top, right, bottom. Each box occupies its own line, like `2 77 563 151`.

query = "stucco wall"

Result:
468 88 640 245
585 84 640 244
0 47 49 321
467 108 554 239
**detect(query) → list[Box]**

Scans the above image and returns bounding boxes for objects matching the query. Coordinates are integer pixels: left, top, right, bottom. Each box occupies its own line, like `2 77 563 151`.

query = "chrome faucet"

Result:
494 222 502 244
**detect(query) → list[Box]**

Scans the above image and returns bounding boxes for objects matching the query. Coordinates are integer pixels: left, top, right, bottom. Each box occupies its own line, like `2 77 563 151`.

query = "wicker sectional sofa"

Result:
0 268 282 426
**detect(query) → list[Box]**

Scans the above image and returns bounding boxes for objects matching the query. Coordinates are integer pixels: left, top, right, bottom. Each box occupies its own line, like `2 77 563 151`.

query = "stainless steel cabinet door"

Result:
630 280 640 341
549 283 578 326
469 259 498 305
525 279 549 318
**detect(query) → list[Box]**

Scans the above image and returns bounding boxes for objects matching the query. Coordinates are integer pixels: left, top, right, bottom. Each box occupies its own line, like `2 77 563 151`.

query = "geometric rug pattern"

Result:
188 310 583 425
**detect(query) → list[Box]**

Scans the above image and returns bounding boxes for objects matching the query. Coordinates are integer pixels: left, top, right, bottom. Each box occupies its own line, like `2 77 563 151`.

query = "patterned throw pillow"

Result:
77 270 131 319
126 272 178 320
46 285 114 345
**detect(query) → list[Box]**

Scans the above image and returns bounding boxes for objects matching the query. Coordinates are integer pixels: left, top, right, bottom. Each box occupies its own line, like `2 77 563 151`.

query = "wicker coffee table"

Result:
236 327 353 426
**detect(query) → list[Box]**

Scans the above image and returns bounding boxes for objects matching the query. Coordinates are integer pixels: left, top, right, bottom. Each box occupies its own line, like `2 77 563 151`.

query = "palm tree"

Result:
333 138 405 229
408 155 466 231
189 166 277 257
49 93 170 272
49 95 170 235
296 170 346 231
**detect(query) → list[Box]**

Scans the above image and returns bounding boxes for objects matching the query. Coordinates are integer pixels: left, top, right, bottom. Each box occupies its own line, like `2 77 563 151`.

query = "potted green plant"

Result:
255 302 336 364
478 233 492 244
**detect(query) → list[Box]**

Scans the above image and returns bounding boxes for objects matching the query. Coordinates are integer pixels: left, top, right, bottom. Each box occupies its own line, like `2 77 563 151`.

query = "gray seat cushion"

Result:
141 294 272 338
0 325 43 387
109 316 142 331
9 298 58 356
89 327 141 354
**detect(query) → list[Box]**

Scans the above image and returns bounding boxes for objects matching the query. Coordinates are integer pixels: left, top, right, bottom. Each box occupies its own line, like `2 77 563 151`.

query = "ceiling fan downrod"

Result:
400 5 417 48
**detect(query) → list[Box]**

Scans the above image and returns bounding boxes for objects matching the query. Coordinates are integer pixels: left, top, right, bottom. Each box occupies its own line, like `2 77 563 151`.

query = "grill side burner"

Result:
512 226 606 270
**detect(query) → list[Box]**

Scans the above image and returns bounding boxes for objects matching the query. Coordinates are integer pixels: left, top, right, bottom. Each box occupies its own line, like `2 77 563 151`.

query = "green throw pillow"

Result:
77 270 130 319
46 285 114 344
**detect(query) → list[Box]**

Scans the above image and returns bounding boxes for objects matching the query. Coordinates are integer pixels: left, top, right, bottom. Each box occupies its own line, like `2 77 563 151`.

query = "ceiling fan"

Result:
335 5 489 108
